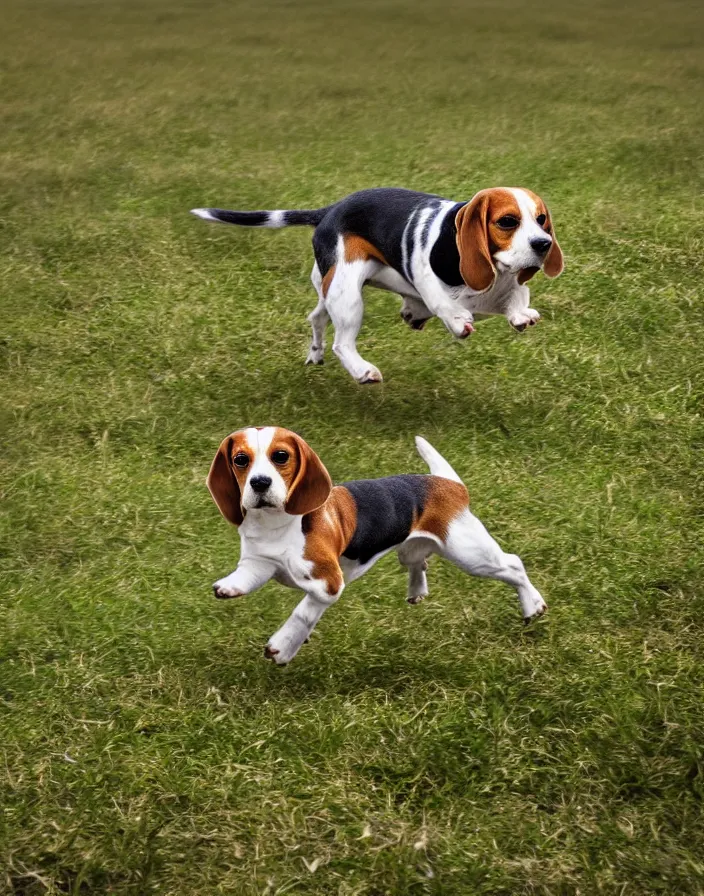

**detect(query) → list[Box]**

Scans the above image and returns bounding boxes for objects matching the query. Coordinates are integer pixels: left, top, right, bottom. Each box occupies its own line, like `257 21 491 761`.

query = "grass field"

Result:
2 0 704 893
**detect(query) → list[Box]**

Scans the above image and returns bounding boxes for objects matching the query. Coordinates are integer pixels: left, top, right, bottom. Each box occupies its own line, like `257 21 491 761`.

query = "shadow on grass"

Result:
218 348 548 445
194 615 550 700
306 371 523 436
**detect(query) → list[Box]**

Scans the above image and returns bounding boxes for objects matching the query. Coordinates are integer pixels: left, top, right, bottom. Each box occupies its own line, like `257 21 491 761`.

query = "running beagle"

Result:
207 426 546 665
192 186 563 384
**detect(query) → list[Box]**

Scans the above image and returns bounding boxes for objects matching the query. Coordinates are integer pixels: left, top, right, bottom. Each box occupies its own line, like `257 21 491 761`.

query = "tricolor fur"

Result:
207 426 546 665
192 186 564 384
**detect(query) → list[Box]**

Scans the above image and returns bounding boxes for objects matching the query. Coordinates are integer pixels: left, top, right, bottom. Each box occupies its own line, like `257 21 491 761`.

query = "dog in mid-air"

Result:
207 426 546 665
192 186 563 384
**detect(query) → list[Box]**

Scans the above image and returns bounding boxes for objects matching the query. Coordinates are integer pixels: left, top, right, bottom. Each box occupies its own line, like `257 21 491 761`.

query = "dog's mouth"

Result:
255 498 277 508
496 253 545 276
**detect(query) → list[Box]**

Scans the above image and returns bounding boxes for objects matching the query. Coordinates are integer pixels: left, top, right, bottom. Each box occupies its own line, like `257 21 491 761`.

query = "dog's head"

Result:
207 426 333 525
455 187 563 292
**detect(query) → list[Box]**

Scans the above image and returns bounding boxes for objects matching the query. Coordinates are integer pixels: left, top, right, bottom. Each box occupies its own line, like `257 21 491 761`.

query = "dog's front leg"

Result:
212 558 276 599
503 284 541 332
264 581 344 665
415 278 475 339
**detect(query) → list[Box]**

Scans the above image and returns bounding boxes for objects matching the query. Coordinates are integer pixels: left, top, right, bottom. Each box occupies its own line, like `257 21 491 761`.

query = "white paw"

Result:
264 629 305 665
357 366 383 385
523 591 547 622
305 346 325 365
509 309 541 332
212 579 244 600
448 313 475 339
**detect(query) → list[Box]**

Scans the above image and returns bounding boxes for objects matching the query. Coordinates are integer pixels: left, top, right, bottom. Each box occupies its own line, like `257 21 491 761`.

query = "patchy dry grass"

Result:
1 0 704 893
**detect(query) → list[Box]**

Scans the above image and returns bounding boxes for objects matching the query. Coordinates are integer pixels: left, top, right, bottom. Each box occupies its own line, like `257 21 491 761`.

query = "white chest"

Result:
239 515 312 588
454 273 523 315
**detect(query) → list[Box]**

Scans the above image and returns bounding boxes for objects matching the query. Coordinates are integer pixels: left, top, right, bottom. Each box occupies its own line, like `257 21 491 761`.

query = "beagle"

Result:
207 426 546 665
191 186 563 384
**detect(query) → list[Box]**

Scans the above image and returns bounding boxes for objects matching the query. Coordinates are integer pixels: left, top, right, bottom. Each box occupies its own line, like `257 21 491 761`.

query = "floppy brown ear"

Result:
543 226 564 278
206 436 244 526
455 191 496 292
285 435 333 516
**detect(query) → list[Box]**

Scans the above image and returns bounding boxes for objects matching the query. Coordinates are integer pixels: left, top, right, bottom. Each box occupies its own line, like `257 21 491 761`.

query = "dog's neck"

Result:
454 269 521 303
239 507 301 541
486 269 522 292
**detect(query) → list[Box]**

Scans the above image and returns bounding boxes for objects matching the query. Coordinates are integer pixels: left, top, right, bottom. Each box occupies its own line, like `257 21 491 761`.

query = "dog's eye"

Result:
233 453 250 468
271 450 290 465
536 214 547 226
496 215 519 229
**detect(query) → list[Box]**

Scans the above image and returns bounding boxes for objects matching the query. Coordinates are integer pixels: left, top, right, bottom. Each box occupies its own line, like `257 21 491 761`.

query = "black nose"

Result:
530 237 552 256
250 475 272 493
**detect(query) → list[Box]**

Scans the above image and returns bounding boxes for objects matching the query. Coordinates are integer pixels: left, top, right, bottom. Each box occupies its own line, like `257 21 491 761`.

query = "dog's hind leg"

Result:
439 509 546 621
405 560 429 604
326 259 384 384
306 262 329 366
397 538 434 604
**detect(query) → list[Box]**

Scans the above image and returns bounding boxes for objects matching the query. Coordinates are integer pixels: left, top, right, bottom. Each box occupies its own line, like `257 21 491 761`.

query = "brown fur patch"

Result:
321 265 336 298
228 431 256 495
522 188 548 223
266 429 332 516
264 429 305 499
457 187 564 288
206 430 257 525
208 427 332 525
485 189 524 255
343 234 389 266
412 476 468 542
302 486 358 595
456 188 520 292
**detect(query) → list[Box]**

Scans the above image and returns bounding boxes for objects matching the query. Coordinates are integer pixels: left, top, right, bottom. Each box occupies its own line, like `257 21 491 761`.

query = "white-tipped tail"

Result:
190 206 328 228
415 436 463 483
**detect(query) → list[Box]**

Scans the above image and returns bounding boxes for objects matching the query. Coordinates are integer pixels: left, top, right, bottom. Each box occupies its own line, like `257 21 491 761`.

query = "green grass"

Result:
1 0 704 892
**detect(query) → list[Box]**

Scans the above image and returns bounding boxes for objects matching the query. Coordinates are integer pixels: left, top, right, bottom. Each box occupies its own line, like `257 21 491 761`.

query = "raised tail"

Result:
415 436 463 484
190 206 330 229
